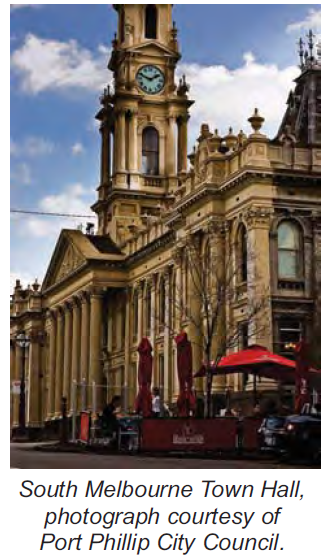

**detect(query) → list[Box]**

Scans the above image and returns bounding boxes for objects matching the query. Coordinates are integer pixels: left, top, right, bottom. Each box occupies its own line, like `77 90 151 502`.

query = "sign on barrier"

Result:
140 418 238 452
80 412 90 443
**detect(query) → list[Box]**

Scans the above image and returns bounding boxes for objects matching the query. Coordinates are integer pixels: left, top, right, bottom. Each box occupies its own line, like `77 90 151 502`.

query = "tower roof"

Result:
276 30 321 146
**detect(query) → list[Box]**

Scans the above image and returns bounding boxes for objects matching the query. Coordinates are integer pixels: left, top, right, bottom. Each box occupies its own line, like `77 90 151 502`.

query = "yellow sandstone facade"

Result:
10 5 321 434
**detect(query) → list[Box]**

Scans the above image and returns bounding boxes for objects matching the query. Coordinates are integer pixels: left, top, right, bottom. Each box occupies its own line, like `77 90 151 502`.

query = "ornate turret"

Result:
276 30 321 145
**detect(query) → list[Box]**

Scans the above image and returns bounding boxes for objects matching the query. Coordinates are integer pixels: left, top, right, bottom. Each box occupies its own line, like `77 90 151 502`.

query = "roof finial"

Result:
307 29 315 60
298 38 304 69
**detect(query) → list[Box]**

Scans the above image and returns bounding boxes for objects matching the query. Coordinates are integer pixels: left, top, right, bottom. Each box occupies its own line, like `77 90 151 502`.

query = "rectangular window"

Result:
278 251 299 279
277 319 304 358
239 322 249 350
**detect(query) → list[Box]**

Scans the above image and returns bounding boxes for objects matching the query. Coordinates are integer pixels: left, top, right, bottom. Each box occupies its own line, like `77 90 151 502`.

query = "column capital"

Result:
46 308 57 321
144 277 153 290
63 300 73 312
162 265 172 285
28 329 46 344
89 287 106 299
136 281 144 296
77 290 90 305
55 305 65 318
172 245 184 265
243 206 273 230
177 114 190 124
115 107 127 117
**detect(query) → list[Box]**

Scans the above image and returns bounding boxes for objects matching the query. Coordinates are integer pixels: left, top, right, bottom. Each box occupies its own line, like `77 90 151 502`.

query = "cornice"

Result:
126 230 175 266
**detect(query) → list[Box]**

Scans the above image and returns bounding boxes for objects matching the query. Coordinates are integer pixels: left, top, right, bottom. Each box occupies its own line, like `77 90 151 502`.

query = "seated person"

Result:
101 396 121 438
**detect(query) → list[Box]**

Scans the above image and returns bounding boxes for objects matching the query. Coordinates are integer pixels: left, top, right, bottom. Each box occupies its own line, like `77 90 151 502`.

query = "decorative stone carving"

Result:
54 244 84 283
243 207 273 229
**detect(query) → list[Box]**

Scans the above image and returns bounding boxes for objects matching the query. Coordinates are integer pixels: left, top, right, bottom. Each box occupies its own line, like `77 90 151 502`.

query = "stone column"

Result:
181 116 188 173
13 343 23 427
71 298 81 413
150 275 157 349
209 221 227 393
54 307 65 417
117 109 126 172
167 115 176 176
124 288 131 410
163 269 171 404
46 311 57 419
89 289 104 412
172 247 183 399
245 207 274 391
129 110 138 173
186 238 203 391
80 292 90 409
137 282 143 343
100 121 111 186
10 341 16 428
178 116 188 173
27 331 40 427
63 302 73 406
245 207 273 348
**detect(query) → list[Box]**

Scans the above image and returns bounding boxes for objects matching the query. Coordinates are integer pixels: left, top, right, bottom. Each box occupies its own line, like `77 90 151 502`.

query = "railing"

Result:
143 176 162 188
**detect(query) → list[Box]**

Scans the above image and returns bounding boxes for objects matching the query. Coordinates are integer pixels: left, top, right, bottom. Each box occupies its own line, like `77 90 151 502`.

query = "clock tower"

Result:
93 4 194 244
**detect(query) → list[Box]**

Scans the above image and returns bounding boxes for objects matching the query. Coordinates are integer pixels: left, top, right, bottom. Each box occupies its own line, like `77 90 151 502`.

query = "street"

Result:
10 444 315 469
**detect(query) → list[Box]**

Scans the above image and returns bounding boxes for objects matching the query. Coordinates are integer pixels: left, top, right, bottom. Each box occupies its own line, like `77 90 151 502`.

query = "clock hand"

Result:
141 72 153 81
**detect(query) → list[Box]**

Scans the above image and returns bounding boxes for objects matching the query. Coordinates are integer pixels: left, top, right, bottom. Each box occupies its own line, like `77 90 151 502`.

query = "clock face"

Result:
136 65 165 95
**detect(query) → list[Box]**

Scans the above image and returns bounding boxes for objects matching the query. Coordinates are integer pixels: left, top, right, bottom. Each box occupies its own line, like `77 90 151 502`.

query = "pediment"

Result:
54 242 85 284
42 231 87 291
129 41 179 58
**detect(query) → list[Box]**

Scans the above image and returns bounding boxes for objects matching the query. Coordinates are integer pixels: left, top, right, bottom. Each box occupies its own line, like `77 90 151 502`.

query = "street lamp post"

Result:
16 332 30 435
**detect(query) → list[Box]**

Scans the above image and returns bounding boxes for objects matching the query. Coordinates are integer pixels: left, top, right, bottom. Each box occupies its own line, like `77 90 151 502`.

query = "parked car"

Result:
257 416 287 453
282 414 321 462
258 413 321 462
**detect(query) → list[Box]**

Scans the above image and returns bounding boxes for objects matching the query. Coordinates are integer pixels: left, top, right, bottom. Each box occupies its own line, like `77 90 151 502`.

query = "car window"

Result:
266 417 286 429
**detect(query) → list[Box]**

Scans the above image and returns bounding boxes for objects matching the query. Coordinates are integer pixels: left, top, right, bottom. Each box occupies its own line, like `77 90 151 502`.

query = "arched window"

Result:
237 225 248 283
145 5 157 39
278 221 303 279
142 127 159 175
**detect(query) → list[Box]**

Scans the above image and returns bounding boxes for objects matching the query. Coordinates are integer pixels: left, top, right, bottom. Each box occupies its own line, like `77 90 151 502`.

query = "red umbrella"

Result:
194 345 320 388
175 332 196 417
135 338 153 417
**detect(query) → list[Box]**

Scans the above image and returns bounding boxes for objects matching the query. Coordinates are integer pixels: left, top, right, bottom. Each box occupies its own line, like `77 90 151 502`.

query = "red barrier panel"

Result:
80 412 90 443
242 417 262 450
140 418 237 452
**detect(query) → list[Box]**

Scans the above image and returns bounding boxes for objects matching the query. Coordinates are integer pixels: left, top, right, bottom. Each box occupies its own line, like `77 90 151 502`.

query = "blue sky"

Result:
10 4 321 291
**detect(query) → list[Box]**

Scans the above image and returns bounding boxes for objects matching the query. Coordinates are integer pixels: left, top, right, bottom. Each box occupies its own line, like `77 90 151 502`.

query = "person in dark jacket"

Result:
101 396 121 439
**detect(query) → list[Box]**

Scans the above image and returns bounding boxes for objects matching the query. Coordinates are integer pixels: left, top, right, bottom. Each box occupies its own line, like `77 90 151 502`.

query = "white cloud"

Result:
22 183 95 238
11 136 54 157
11 162 32 186
11 34 110 94
286 9 321 34
71 142 85 156
179 53 298 144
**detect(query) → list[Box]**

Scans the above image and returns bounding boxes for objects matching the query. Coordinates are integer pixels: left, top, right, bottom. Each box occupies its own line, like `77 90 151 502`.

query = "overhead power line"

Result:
10 209 96 219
